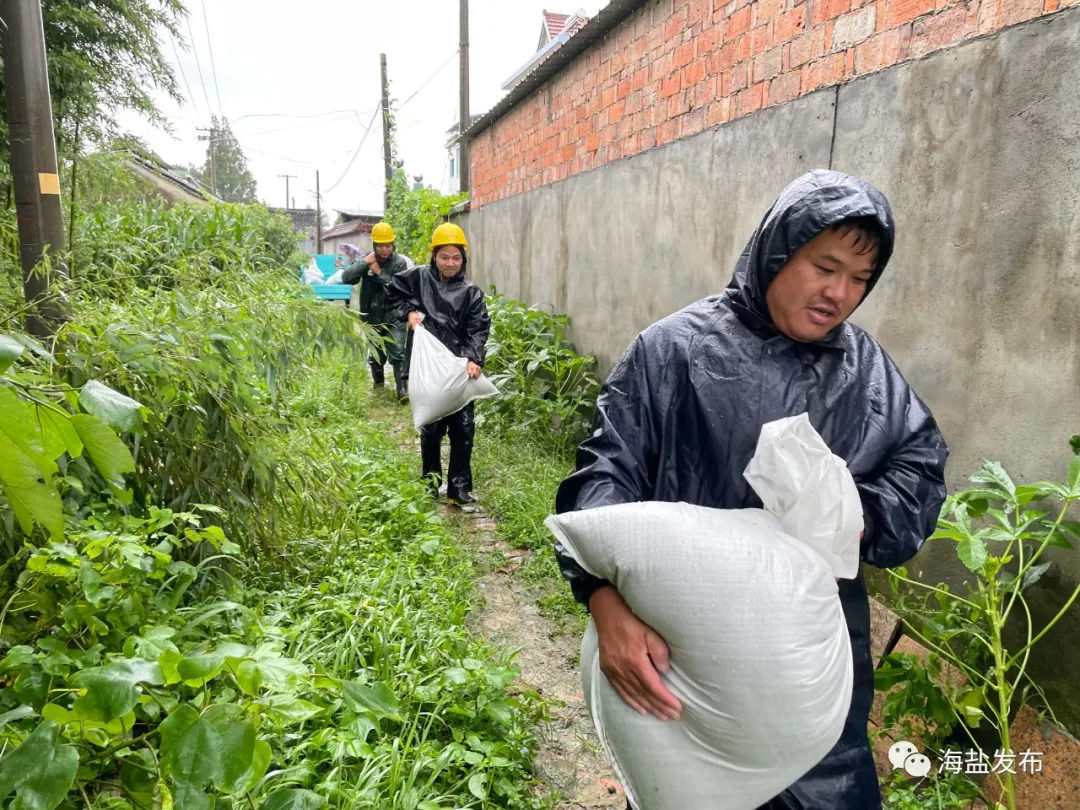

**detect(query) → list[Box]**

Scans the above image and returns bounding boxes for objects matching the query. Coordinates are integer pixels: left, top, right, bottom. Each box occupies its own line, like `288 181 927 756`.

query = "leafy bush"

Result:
479 294 599 458
0 197 554 809
385 170 467 265
884 442 1080 810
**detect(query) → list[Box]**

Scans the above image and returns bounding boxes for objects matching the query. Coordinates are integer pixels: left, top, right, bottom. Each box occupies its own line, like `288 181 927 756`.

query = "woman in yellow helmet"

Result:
341 221 410 399
387 222 490 505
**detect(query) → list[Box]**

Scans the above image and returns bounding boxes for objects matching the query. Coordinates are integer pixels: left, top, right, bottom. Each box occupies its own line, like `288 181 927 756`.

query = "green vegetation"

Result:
881 446 1080 810
384 170 467 266
0 190 554 809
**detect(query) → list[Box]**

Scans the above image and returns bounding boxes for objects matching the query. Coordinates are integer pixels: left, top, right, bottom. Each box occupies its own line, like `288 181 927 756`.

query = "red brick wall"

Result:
469 0 1076 208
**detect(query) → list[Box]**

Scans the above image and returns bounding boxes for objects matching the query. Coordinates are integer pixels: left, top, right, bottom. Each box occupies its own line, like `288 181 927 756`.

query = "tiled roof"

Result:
322 219 374 239
543 10 570 39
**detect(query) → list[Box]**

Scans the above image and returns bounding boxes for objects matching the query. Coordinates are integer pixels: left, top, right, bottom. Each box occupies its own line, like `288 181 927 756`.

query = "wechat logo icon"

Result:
888 741 932 778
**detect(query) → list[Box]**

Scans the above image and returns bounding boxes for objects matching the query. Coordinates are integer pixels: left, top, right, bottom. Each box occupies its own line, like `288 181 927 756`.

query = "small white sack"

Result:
325 269 344 284
544 413 863 810
408 323 497 428
302 261 324 285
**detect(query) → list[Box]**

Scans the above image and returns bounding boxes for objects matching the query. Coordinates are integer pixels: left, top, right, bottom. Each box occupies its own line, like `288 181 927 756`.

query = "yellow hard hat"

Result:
371 222 395 244
429 222 468 250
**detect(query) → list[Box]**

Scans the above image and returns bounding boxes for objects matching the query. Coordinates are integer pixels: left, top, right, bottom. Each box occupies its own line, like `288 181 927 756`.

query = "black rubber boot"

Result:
392 362 408 403
370 362 385 388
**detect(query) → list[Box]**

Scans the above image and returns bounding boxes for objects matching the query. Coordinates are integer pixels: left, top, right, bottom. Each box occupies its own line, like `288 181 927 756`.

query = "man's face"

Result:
374 242 394 260
764 226 877 342
434 246 463 278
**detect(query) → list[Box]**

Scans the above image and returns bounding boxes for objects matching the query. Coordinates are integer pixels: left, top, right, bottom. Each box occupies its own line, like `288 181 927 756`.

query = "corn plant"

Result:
886 437 1080 810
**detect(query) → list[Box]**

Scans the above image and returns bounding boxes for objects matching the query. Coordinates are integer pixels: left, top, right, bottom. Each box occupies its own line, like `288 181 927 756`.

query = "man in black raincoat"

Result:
341 222 410 400
388 223 490 505
555 170 948 809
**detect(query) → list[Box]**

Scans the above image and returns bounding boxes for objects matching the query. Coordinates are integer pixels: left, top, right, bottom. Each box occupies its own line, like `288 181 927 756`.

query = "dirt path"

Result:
369 393 624 808
461 508 625 810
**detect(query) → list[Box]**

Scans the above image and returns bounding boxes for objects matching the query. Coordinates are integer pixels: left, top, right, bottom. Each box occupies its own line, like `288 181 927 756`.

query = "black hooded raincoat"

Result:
387 260 490 367
554 170 949 809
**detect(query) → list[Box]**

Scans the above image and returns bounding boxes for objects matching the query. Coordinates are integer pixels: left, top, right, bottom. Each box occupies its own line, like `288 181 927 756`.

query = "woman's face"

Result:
434 246 463 278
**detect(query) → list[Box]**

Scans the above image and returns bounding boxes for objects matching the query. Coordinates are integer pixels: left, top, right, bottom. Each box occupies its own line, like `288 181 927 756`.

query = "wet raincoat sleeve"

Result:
340 258 367 285
553 336 659 605
856 388 948 569
463 288 491 367
370 253 408 290
387 266 422 322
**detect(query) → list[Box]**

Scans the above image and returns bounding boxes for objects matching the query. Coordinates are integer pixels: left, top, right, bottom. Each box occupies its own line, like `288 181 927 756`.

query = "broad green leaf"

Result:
70 414 134 491
1070 434 1080 456
124 627 180 660
0 393 62 538
260 696 322 727
0 647 34 675
0 334 24 373
177 652 225 684
0 706 35 733
342 680 401 719
970 460 1015 498
36 407 81 462
239 739 271 793
957 535 988 572
484 700 513 727
1068 456 1080 496
420 539 439 555
120 749 156 809
171 785 212 810
71 659 162 722
0 721 78 809
234 655 306 696
441 667 468 686
260 789 327 810
78 380 144 431
158 650 183 685
1021 561 1052 590
14 668 48 707
418 802 444 810
161 704 255 793
468 771 488 801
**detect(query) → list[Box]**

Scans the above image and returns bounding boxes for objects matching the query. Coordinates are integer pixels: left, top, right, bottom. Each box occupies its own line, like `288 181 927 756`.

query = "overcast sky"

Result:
118 1 608 215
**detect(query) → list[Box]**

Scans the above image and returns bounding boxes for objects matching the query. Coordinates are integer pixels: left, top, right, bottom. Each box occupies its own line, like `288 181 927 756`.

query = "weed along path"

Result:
365 390 625 809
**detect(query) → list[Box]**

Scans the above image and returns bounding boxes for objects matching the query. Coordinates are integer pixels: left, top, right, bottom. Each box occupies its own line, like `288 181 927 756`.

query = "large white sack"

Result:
544 413 862 810
408 323 497 428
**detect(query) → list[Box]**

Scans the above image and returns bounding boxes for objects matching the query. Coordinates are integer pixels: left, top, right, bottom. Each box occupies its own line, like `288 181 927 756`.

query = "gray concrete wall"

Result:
461 8 1080 732
462 91 838 369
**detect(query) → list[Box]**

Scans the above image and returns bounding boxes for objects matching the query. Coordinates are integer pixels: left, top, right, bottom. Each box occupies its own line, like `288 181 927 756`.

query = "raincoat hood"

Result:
726 169 895 344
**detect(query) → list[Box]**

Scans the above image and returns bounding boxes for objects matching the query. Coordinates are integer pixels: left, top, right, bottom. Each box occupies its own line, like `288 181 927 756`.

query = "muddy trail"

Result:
369 392 624 809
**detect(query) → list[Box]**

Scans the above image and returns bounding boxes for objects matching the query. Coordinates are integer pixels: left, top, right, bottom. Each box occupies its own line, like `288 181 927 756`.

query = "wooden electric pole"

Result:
380 53 392 212
315 170 322 254
277 173 295 209
458 0 470 194
2 0 70 338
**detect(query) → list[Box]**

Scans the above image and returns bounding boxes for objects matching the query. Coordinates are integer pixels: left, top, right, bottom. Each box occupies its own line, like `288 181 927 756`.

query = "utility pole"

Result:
380 53 392 212
277 173 295 209
197 125 218 196
315 170 322 254
458 0 471 194
2 0 70 338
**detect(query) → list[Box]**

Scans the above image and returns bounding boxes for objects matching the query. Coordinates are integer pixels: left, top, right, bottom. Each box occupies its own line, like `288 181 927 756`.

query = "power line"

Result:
398 50 459 111
234 113 359 139
170 35 201 120
232 107 379 124
185 14 214 120
201 0 224 118
324 105 381 194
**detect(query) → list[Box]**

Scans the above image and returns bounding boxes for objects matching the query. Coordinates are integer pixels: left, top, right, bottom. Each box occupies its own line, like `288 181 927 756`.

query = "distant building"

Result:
444 115 484 195
321 210 383 256
270 207 319 254
501 8 591 93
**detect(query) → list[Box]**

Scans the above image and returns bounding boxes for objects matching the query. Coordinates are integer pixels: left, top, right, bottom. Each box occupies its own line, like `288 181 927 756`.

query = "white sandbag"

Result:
408 324 497 428
302 261 324 285
325 269 344 284
544 413 863 810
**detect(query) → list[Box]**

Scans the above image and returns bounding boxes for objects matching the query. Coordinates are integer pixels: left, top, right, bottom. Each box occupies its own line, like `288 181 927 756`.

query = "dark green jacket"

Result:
342 251 409 325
